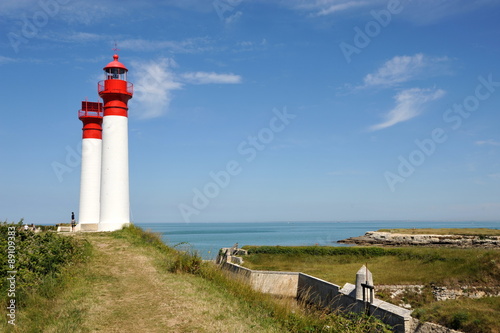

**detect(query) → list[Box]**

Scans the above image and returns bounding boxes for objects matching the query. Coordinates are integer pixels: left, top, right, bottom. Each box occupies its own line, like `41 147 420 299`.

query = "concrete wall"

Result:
221 262 252 284
298 273 340 308
368 299 412 333
251 271 299 297
222 263 298 297
221 263 416 333
221 263 464 333
297 273 412 333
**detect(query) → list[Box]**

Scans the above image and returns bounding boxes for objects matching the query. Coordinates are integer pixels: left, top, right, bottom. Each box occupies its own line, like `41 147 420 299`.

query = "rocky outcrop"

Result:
377 284 500 306
338 231 500 248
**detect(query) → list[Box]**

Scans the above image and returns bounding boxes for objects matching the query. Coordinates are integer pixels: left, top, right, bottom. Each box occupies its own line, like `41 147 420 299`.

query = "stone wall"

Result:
411 320 462 333
378 284 500 304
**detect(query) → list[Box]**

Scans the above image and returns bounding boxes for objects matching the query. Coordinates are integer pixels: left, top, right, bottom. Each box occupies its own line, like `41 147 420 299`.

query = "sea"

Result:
136 221 500 260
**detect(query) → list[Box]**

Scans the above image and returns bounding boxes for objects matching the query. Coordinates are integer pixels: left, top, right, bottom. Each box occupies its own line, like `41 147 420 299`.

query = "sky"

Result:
1 0 500 224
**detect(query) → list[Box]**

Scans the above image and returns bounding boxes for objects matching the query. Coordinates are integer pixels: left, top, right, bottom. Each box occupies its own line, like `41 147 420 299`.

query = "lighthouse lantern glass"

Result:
105 67 127 81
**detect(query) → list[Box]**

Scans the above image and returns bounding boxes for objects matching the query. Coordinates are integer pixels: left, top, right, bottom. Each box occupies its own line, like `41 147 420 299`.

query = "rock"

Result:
338 232 500 248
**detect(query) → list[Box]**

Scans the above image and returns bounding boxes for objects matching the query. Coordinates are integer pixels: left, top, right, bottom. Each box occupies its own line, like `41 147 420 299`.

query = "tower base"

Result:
77 223 99 232
98 222 132 232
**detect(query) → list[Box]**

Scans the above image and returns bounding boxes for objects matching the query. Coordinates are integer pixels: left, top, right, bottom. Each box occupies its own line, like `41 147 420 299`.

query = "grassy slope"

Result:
52 233 285 333
2 227 392 333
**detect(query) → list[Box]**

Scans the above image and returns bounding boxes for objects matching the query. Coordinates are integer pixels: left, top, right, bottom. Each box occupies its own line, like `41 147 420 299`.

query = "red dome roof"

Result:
103 54 128 71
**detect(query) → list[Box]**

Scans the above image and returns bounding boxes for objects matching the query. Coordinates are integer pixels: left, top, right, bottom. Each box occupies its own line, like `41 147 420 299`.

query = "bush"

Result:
414 297 500 333
0 220 89 306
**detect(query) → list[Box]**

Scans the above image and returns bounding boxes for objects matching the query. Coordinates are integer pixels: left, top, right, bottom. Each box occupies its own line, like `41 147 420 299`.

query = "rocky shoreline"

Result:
338 231 500 248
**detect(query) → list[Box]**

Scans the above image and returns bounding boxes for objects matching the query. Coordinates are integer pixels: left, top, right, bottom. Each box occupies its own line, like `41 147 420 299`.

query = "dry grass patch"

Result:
80 233 284 333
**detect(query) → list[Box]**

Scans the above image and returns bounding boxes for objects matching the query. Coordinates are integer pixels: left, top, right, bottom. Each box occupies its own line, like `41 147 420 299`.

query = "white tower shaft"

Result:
79 138 102 225
98 115 130 231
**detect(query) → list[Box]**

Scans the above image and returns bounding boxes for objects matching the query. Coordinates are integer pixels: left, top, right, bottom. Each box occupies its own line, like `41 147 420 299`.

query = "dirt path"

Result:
78 234 282 333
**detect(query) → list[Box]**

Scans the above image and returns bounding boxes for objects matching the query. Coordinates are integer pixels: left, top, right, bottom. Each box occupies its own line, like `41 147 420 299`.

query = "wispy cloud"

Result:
488 173 500 180
369 87 445 131
41 31 106 43
315 1 369 16
401 0 498 25
0 56 16 64
130 58 183 119
120 37 213 53
180 72 242 84
129 58 243 119
476 139 500 147
361 53 451 88
279 0 496 23
327 170 365 176
283 0 379 16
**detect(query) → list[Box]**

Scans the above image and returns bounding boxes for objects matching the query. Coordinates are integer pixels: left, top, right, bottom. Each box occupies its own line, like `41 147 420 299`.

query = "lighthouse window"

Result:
105 68 127 80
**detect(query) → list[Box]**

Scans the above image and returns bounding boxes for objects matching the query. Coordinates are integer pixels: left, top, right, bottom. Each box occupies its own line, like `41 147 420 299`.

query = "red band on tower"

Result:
79 101 103 139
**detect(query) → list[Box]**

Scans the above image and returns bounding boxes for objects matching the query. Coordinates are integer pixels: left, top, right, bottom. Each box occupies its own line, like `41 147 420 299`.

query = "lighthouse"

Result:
77 101 103 231
98 54 134 231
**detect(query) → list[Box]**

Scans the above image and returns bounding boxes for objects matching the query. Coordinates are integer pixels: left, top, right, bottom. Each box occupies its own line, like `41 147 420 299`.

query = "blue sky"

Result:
1 0 500 224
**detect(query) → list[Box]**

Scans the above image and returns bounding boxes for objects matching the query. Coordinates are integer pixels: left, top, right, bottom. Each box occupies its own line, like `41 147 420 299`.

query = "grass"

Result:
377 228 500 236
1 226 393 332
242 246 500 286
111 226 393 332
413 297 500 333
0 235 93 333
241 244 500 333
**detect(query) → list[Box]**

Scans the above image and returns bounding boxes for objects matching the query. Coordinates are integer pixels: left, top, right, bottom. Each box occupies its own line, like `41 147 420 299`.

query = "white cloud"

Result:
278 0 496 22
401 0 498 25
369 87 445 131
120 37 212 54
223 10 243 24
129 58 243 119
282 0 380 16
0 56 16 64
315 1 368 16
41 31 105 43
180 72 242 85
476 139 500 147
362 54 450 88
130 58 183 119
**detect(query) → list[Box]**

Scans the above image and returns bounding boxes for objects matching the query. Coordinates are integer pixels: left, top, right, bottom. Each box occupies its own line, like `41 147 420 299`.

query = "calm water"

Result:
136 221 500 259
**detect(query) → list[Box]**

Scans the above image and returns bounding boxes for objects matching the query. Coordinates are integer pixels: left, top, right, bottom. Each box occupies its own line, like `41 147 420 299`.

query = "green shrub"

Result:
0 220 89 305
414 297 500 333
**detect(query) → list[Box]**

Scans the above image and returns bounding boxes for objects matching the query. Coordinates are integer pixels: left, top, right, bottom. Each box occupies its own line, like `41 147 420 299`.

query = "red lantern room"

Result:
103 54 128 81
98 54 133 117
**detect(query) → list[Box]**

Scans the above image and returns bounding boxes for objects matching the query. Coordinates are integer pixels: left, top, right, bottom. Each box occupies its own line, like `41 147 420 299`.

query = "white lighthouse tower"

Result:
98 54 134 232
77 101 103 231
